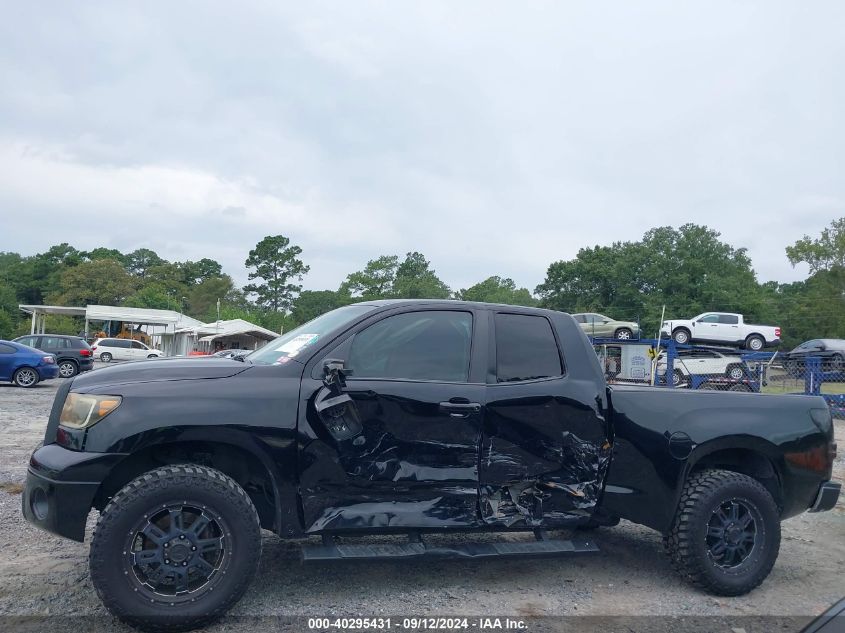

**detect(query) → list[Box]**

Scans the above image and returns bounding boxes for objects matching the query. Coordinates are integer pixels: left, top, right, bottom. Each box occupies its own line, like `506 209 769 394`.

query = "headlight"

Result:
59 393 122 429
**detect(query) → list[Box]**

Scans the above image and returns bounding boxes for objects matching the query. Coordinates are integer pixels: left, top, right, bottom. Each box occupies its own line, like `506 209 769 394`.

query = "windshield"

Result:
246 304 377 366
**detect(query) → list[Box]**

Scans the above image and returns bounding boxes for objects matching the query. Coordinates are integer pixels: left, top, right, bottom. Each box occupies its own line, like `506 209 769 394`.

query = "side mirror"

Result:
602 319 611 324
322 358 352 391
816 344 826 351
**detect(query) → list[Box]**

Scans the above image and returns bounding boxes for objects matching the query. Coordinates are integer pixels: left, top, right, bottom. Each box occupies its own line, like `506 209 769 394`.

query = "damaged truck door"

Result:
299 308 488 531
481 312 611 526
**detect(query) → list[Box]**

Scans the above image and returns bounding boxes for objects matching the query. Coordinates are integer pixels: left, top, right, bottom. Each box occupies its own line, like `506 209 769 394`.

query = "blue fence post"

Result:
666 339 676 388
805 356 822 396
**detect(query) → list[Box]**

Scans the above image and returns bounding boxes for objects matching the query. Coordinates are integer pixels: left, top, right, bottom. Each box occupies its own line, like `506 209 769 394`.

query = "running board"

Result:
301 535 599 562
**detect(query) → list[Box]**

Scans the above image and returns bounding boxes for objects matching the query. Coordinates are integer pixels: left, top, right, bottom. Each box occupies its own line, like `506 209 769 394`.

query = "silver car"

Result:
573 313 639 339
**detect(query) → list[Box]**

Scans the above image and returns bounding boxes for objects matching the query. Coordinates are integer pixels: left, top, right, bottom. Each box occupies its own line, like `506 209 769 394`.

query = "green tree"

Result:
186 275 235 321
0 309 14 339
125 284 177 311
456 276 537 306
393 252 450 299
179 258 224 287
340 255 399 300
243 235 309 312
126 248 165 278
84 248 127 265
536 224 763 334
290 289 352 325
786 218 845 274
48 259 138 306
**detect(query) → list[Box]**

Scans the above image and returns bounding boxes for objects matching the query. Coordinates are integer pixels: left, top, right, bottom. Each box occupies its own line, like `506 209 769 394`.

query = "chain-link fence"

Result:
593 339 845 416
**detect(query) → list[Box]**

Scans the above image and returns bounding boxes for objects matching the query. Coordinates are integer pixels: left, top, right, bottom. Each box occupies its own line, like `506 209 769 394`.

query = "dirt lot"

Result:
0 369 842 632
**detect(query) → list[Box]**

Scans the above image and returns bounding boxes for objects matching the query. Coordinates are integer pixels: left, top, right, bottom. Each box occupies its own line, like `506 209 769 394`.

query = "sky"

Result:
1 1 843 293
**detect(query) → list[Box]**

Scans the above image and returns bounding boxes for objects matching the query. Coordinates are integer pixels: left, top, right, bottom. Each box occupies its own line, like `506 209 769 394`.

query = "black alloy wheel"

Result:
126 504 227 599
90 465 261 632
705 499 759 569
664 469 780 596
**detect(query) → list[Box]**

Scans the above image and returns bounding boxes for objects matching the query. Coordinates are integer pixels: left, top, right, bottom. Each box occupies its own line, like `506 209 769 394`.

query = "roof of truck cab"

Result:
353 299 566 314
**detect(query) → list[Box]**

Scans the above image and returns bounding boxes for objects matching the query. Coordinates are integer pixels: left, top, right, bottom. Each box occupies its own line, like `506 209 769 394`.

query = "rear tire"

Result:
614 328 633 340
59 360 79 378
664 469 780 596
100 352 113 363
745 335 765 351
90 465 261 632
13 367 39 388
726 364 745 381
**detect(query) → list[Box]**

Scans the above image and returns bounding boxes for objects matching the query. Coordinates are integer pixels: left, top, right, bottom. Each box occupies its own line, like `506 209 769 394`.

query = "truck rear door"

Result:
479 311 611 527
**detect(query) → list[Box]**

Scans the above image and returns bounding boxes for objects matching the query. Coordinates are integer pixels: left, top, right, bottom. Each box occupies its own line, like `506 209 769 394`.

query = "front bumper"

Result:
809 481 841 513
22 444 125 541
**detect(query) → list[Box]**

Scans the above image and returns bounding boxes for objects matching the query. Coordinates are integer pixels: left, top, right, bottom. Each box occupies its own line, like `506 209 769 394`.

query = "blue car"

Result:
0 340 60 387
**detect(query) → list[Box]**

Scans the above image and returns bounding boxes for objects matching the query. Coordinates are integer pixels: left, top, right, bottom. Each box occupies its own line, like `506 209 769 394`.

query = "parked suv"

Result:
13 334 94 378
657 348 748 385
91 338 162 362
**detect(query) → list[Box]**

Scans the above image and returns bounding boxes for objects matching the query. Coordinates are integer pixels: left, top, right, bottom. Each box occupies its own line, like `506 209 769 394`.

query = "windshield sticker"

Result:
275 334 319 355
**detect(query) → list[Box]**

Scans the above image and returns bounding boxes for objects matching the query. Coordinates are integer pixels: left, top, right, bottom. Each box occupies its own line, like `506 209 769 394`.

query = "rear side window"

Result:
495 313 562 383
42 336 65 349
348 311 472 382
0 343 15 354
718 315 739 325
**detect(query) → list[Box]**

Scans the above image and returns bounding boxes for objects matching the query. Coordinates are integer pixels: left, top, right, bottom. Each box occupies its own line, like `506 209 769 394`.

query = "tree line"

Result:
1 220 843 349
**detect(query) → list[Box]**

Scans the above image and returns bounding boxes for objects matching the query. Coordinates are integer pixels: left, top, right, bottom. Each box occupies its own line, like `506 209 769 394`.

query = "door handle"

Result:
439 401 481 417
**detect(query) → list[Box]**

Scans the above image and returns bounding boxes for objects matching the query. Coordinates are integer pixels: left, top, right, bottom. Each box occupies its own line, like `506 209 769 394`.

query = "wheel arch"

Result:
685 443 783 512
92 438 292 535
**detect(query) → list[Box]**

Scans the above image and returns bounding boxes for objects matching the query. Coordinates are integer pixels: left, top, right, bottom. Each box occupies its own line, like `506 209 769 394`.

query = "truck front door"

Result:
298 308 487 532
479 311 611 527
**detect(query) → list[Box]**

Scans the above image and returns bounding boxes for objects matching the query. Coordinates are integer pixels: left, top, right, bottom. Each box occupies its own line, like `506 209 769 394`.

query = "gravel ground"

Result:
0 366 842 632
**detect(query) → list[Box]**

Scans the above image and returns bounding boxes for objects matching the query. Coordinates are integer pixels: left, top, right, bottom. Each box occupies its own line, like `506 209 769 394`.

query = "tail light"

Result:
41 356 55 365
775 327 781 337
79 349 92 357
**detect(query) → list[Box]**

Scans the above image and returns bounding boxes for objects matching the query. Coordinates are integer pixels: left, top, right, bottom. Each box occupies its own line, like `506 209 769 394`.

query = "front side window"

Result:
348 311 472 382
42 337 63 349
495 313 562 383
131 341 145 349
248 304 377 366
17 337 38 348
698 314 720 323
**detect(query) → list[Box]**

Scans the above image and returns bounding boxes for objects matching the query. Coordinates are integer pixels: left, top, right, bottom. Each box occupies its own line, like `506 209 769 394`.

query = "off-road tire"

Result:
664 469 780 596
90 465 261 632
100 352 113 363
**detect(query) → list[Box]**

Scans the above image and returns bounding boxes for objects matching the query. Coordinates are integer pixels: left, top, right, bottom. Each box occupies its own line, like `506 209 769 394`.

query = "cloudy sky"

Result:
1 2 843 292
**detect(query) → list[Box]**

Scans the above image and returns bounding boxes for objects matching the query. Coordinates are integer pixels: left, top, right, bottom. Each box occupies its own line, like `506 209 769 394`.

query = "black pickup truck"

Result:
22 301 839 631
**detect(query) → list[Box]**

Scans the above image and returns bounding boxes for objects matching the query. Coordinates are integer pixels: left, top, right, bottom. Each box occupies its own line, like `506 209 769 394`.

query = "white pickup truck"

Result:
660 312 781 350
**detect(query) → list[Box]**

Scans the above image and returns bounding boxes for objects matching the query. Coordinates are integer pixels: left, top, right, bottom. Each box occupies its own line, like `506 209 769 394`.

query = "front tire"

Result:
673 329 691 345
614 328 634 340
90 465 261 632
726 364 745 381
664 469 780 596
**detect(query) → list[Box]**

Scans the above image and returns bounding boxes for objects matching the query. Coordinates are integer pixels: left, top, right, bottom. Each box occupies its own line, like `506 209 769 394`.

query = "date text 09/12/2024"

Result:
307 618 527 630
